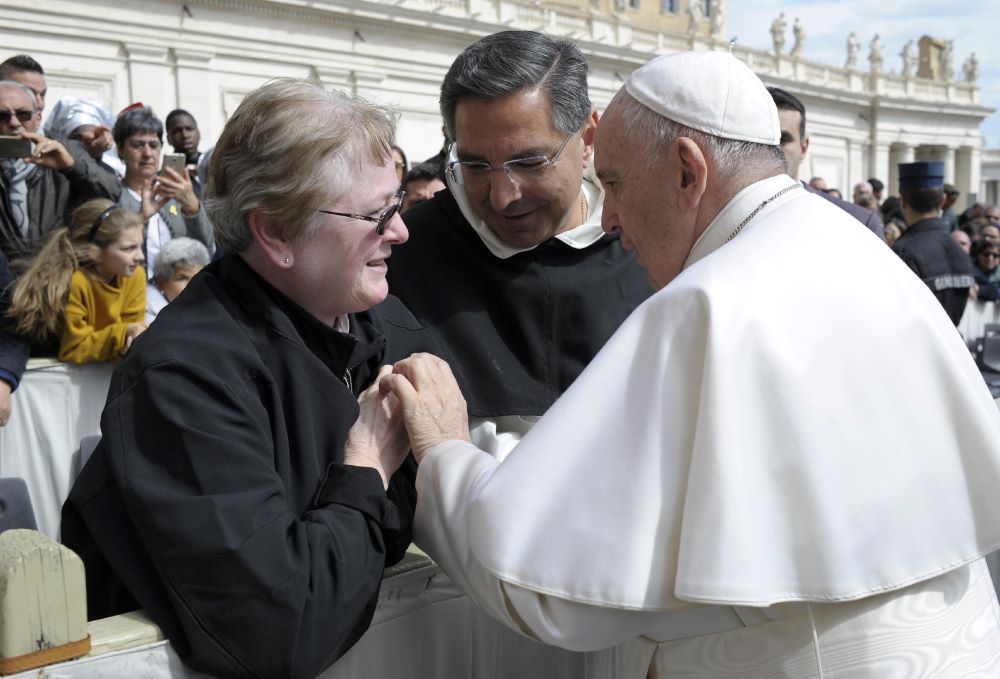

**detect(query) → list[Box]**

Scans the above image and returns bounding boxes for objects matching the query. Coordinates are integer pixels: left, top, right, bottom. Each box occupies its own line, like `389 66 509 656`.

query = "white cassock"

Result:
415 174 1000 678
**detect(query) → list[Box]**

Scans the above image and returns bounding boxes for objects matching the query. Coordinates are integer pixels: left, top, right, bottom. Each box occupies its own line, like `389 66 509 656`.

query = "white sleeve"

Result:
414 441 674 652
468 415 538 461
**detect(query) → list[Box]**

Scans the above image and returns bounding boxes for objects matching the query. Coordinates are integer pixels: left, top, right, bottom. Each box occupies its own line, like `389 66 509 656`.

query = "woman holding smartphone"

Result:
112 106 214 277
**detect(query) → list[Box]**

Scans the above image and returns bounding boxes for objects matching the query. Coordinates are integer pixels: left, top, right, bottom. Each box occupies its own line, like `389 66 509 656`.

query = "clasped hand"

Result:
378 353 471 463
344 355 471 489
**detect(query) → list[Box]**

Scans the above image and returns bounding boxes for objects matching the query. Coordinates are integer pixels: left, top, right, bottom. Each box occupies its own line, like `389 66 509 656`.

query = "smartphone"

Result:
160 153 186 175
0 136 32 159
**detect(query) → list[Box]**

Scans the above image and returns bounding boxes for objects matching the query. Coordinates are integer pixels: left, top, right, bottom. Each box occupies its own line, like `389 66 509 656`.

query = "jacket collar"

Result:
219 255 384 382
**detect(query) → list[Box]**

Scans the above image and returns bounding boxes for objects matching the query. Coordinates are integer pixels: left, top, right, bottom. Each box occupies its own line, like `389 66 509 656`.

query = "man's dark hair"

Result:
440 30 591 140
113 106 163 148
868 177 884 194
880 196 903 222
901 186 944 215
0 55 44 80
767 86 806 139
165 108 198 131
403 162 440 189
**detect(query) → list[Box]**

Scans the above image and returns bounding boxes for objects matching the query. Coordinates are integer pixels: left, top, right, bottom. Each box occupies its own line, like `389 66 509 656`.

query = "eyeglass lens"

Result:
0 110 34 124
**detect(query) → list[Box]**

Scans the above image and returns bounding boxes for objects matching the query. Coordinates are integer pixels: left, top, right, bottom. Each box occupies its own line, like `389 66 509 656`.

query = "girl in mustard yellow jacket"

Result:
10 198 147 363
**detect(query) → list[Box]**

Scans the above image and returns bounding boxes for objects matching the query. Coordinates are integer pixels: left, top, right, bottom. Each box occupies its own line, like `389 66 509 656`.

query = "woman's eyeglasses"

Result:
317 190 405 236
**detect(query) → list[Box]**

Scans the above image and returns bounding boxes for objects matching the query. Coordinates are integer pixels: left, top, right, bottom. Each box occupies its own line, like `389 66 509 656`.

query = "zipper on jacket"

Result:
342 337 385 395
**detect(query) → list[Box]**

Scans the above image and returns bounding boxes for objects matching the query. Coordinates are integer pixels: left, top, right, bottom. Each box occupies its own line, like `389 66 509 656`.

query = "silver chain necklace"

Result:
724 183 803 243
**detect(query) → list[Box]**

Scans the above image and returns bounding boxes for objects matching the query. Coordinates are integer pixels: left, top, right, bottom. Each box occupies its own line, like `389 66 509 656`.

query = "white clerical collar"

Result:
685 174 802 271
445 151 606 260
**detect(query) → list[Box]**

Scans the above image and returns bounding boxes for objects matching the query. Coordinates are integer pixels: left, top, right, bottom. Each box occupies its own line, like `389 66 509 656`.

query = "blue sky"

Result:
727 0 999 149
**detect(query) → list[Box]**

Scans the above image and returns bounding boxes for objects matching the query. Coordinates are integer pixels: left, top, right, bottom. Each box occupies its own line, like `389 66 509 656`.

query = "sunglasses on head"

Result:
0 110 34 125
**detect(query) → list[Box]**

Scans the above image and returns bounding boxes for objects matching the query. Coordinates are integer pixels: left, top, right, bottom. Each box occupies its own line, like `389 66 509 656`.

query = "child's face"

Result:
94 226 145 281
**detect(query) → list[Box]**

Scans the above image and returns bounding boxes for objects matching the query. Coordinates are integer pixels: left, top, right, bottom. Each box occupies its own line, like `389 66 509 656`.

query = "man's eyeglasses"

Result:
317 189 405 236
447 132 575 188
0 110 34 125
980 252 1000 260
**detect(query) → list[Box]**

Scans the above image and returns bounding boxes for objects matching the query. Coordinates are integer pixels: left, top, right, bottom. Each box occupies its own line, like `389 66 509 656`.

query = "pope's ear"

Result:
673 137 708 210
248 210 293 268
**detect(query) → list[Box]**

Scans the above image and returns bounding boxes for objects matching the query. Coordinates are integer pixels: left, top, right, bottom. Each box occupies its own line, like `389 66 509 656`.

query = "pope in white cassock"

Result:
379 51 1000 677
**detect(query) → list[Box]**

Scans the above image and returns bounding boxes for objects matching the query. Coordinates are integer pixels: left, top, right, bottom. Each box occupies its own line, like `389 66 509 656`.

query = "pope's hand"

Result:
344 365 409 489
379 353 471 463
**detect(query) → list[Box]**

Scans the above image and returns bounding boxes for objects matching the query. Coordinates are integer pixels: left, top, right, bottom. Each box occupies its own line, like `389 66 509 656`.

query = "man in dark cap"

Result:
892 161 975 324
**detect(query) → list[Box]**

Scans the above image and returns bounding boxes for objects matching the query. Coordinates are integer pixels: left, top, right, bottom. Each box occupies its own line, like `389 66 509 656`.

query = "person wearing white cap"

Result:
46 96 126 178
373 49 1000 677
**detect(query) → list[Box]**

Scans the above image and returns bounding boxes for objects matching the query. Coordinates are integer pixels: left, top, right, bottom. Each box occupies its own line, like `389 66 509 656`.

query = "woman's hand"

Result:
154 167 200 215
378 353 471 463
344 365 410 489
123 322 147 354
139 178 170 222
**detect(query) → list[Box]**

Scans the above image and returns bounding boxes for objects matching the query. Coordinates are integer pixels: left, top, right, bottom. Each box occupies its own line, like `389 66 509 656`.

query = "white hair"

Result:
610 91 784 180
153 237 211 281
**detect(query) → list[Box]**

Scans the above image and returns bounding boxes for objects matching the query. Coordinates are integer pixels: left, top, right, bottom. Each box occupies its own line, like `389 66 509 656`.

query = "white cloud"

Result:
727 0 999 146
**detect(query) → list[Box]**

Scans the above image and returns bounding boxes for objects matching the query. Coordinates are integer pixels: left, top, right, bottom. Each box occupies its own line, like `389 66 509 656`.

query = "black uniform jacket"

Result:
391 188 653 417
892 216 976 325
62 255 429 679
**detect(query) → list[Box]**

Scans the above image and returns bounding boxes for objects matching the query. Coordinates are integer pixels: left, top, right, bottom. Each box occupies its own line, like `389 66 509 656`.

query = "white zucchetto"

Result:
624 51 780 145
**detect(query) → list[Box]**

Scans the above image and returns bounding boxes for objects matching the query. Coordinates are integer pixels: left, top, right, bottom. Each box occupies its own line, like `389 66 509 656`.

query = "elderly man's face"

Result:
0 85 34 136
8 71 46 129
452 88 595 248
776 109 808 179
950 230 971 253
981 225 1000 244
595 105 694 290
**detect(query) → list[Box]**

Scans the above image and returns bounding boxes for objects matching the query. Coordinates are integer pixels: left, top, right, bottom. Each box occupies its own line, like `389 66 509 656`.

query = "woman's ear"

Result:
248 211 294 268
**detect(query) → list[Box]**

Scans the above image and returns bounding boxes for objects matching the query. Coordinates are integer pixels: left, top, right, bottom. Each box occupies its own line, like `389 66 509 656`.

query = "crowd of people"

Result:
3 31 1000 679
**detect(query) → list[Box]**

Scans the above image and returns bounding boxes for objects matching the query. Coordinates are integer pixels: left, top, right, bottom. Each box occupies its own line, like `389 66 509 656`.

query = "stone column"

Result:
870 142 891 191
888 143 914 197
939 145 957 186
955 146 980 210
